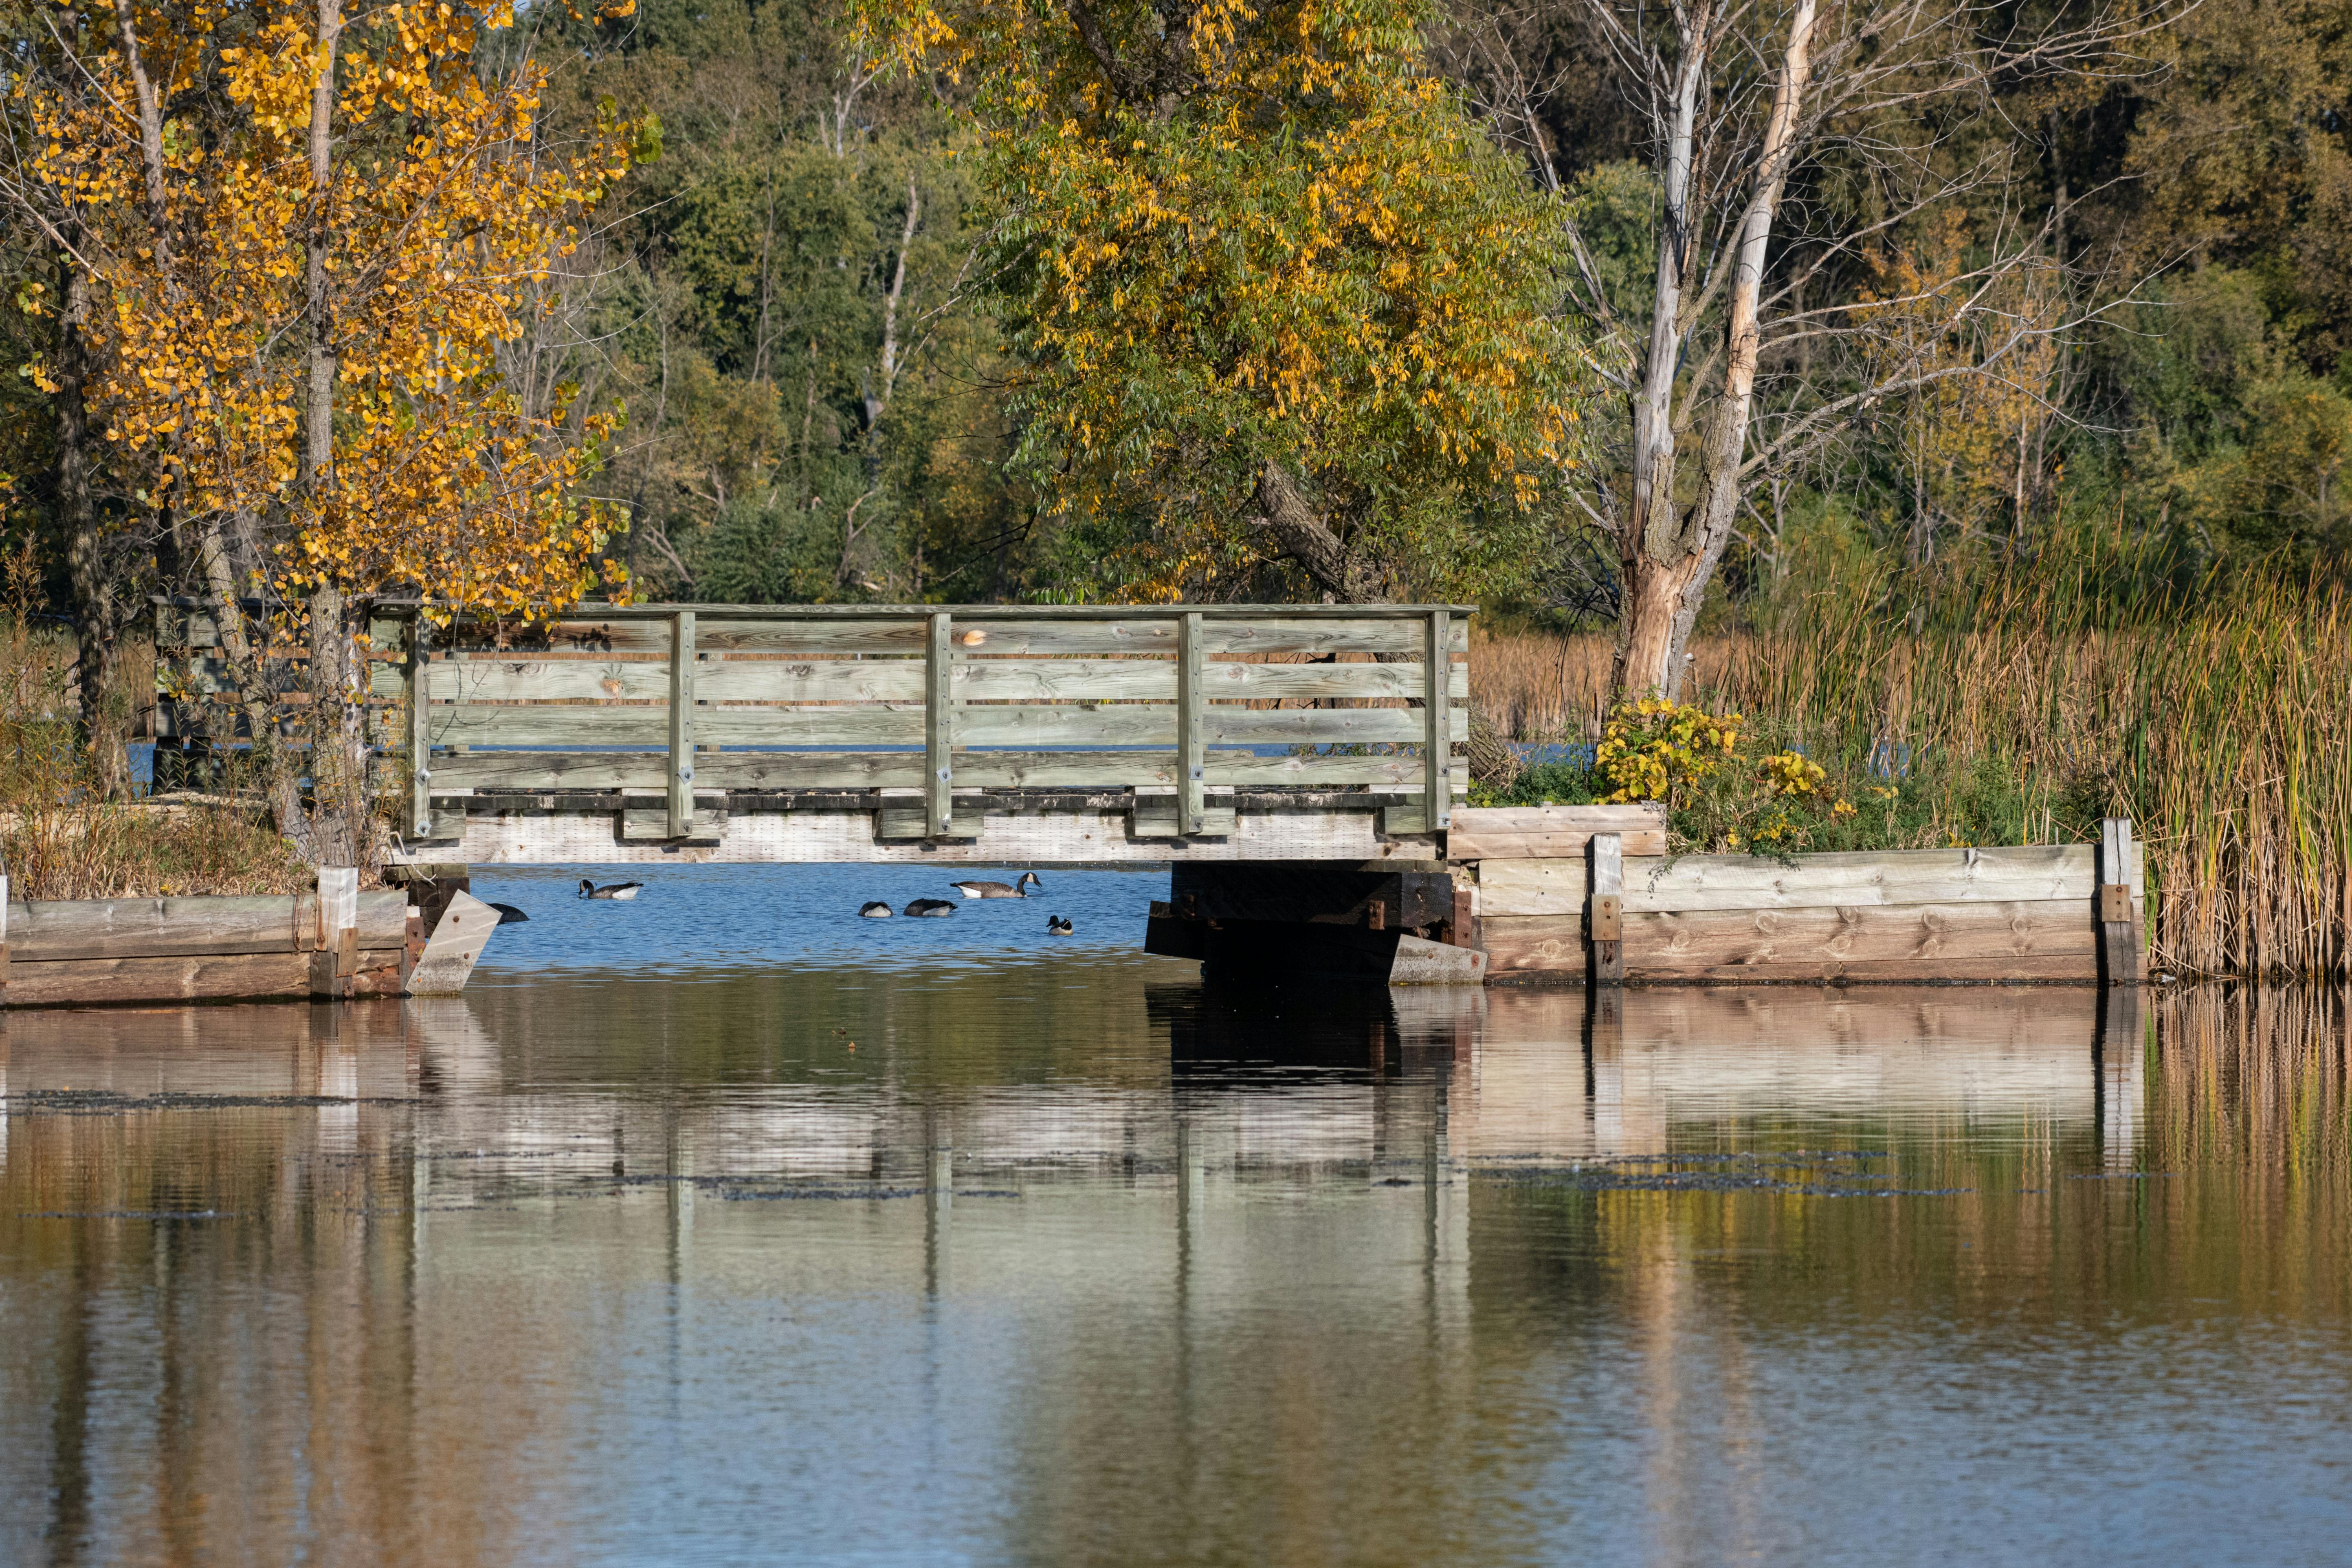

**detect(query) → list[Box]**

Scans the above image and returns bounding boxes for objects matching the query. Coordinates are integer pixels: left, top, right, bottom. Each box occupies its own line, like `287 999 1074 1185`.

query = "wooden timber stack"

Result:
1449 805 2147 986
0 875 421 1007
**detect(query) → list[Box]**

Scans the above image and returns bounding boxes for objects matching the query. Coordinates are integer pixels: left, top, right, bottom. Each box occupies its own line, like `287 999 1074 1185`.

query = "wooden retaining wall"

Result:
1453 807 2146 985
0 881 419 1007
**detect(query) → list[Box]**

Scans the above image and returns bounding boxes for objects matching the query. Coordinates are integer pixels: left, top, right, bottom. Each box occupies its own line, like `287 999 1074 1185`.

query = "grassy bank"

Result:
1473 554 2350 981
2 618 310 902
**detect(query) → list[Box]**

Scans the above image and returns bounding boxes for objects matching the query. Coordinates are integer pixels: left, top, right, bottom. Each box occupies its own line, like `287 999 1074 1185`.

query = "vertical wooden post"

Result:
2099 816 2141 986
1424 609 1452 831
312 866 358 999
407 614 433 839
926 612 954 836
0 872 11 1003
667 610 697 838
1588 831 1624 985
1178 611 1205 835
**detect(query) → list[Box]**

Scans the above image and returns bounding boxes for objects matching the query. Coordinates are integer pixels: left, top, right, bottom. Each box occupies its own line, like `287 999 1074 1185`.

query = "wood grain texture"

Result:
1448 827 1668 861
1475 844 2102 917
1481 917 1591 978
429 747 1462 792
416 655 1467 704
1445 804 1666 863
1629 899 2096 980
394 807 1442 865
5 950 317 1005
9 891 407 961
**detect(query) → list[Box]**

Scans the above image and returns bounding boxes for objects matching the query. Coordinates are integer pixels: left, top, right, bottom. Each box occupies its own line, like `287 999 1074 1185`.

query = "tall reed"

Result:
1473 551 2352 979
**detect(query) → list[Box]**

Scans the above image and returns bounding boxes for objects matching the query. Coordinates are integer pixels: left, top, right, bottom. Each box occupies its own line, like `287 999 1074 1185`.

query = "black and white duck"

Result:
859 901 894 918
579 879 644 900
950 872 1041 899
1047 915 1074 935
903 898 957 917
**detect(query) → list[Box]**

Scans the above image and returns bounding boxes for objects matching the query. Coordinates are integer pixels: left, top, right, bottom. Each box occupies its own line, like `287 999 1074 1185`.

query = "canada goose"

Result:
903 898 957 917
950 872 1041 899
859 901 894 918
487 902 530 925
579 879 644 900
1047 915 1073 935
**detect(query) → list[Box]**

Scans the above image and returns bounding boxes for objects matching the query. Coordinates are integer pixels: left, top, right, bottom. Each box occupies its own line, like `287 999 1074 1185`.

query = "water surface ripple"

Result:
2 865 2345 1566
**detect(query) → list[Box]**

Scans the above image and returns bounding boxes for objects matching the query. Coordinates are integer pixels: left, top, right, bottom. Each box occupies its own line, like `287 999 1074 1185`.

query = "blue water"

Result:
471 863 1166 979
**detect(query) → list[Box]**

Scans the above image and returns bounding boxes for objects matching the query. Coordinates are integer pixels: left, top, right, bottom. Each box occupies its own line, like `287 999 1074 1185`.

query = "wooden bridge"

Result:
158 602 1473 866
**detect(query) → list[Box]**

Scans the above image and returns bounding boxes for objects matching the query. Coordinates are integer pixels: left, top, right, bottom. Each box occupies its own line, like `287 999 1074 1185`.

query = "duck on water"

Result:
903 898 957 917
579 879 645 900
950 872 1041 899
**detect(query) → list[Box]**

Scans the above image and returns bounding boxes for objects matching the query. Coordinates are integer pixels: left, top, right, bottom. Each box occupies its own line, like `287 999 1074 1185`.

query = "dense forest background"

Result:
2 0 2347 619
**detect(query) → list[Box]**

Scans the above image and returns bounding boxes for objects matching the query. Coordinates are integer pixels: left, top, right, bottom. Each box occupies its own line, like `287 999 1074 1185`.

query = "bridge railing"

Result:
154 603 1471 846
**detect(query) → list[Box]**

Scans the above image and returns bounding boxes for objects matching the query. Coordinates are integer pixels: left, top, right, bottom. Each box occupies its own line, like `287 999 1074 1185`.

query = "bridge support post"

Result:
926 611 955 836
668 610 697 838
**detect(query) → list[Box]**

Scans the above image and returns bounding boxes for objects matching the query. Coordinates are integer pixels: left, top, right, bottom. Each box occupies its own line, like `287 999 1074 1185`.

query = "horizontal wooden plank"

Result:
394 805 1437 865
415 656 1466 705
1614 845 2097 912
877 808 989 839
1630 899 2096 979
619 807 728 842
5 950 314 1005
1451 805 1666 833
9 891 407 961
1480 917 1591 977
1130 803 1239 838
422 613 1472 659
1449 827 1668 861
429 748 1457 792
409 700 1468 750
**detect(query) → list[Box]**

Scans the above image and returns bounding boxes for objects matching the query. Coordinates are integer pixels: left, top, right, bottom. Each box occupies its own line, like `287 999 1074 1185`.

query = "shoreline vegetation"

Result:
1470 544 2349 982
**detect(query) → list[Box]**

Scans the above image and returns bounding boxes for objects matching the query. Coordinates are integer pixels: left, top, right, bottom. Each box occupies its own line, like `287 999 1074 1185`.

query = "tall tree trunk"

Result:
302 0 366 867
1612 0 1816 702
53 240 125 800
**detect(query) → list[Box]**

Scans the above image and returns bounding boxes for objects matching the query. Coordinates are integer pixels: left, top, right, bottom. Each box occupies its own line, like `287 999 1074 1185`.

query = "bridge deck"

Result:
156 602 1473 865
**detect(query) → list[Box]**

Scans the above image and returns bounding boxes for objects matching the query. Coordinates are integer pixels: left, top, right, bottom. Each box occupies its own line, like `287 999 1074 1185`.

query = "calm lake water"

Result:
3 864 2348 1566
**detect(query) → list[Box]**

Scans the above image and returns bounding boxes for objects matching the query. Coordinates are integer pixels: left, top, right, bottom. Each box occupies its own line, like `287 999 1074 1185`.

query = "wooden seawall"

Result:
0 871 498 1007
1449 806 2146 986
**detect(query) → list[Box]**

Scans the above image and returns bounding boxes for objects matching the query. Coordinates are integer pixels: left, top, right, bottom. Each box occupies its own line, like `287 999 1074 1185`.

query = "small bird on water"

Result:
859 901 894 918
903 898 957 917
579 879 644 900
1047 915 1074 935
950 872 1041 899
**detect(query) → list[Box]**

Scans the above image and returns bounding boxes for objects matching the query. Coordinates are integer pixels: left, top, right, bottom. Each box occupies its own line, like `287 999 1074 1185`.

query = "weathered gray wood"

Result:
408 618 432 837
397 805 1437 865
411 700 1471 751
621 805 727 843
1631 898 2097 979
668 611 697 836
5 950 318 1006
1132 799 1238 838
1425 610 1452 830
1179 611 1206 834
5 891 405 962
1478 844 2099 917
430 746 1460 793
1589 832 1625 984
926 613 955 834
877 807 988 840
2099 817 2142 985
1447 805 1668 862
1389 933 1486 985
417 654 1466 705
314 867 360 997
407 889 497 995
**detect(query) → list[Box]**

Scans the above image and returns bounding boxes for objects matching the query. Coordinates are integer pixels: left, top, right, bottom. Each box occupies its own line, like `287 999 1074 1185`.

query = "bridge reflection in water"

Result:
0 977 2343 1565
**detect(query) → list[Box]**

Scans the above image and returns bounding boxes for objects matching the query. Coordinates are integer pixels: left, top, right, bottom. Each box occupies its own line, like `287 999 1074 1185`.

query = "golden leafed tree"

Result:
9 0 637 859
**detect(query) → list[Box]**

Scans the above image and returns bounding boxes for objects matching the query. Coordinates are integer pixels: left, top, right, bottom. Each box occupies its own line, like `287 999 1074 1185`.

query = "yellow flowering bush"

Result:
1596 699 1744 806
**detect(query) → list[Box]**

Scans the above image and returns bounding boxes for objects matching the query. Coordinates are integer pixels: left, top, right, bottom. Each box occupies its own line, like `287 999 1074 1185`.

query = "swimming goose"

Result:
903 898 957 917
859 901 894 918
579 879 644 900
950 872 1041 899
488 902 531 924
1047 915 1073 935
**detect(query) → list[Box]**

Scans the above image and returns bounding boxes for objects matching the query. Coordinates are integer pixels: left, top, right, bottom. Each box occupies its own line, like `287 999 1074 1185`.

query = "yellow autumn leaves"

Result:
21 0 637 622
